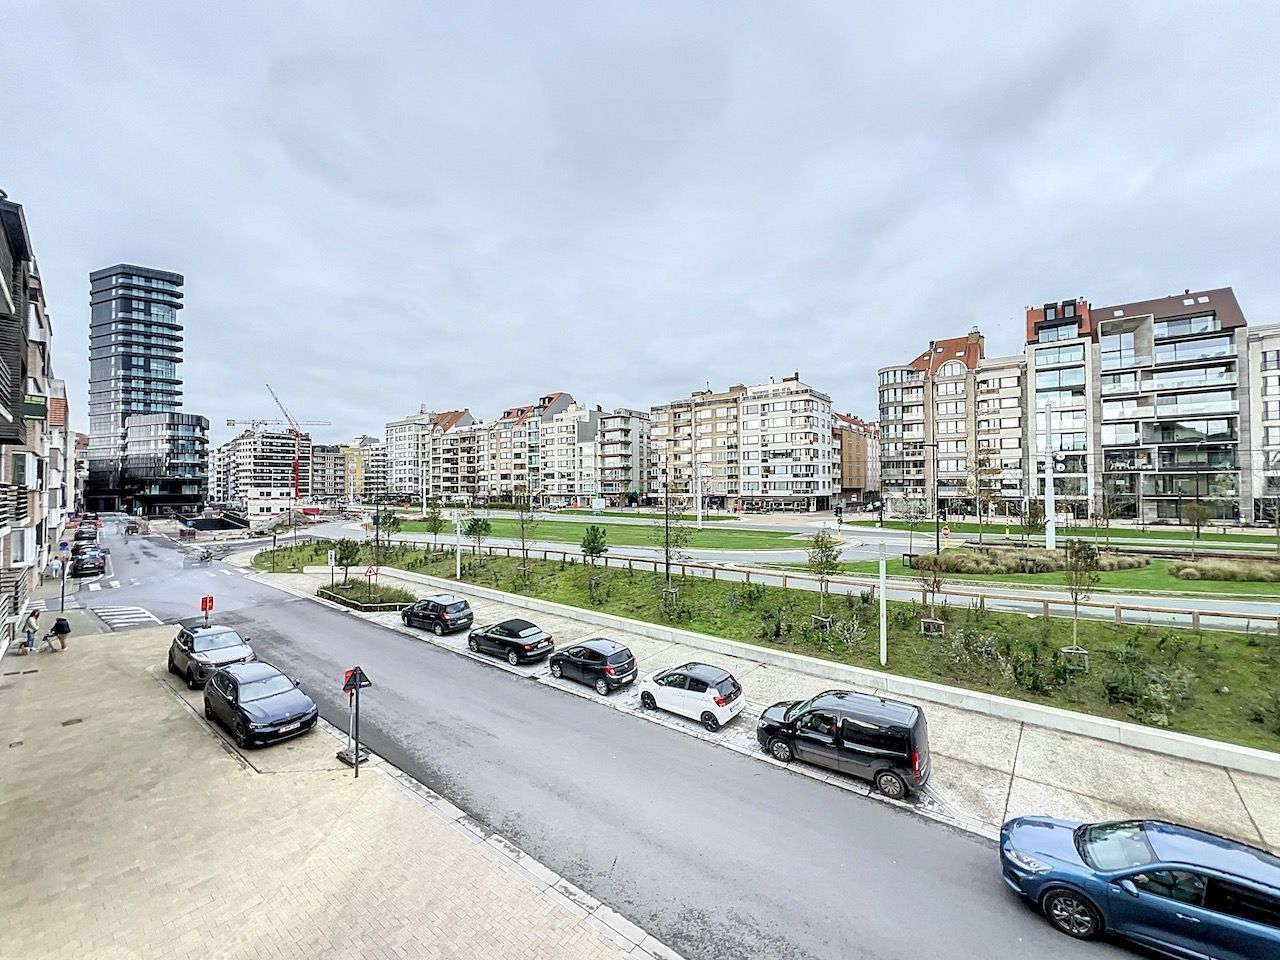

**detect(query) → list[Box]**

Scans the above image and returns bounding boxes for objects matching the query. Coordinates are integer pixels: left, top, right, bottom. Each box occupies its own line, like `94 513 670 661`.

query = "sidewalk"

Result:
0 621 645 960
263 567 1280 852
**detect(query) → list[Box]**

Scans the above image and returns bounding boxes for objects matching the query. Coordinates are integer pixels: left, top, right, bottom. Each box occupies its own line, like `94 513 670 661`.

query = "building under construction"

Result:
209 428 312 518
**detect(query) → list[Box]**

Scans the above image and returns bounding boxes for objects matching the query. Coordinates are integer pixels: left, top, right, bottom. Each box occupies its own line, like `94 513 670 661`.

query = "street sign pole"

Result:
60 557 67 613
353 678 361 778
879 543 888 667
455 512 462 579
338 666 372 774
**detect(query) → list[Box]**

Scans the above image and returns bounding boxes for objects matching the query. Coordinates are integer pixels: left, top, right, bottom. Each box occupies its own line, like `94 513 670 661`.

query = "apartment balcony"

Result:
1102 403 1155 421
1101 353 1153 371
1154 398 1238 418
1149 370 1238 393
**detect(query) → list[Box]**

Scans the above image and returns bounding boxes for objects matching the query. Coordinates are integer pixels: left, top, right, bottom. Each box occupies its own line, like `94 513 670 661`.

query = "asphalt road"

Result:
91 523 1134 960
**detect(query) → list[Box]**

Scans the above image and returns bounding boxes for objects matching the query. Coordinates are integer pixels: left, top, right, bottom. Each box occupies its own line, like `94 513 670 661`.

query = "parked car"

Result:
1000 817 1280 955
124 521 139 534
70 552 106 577
755 689 930 799
401 594 473 635
467 618 554 665
71 541 101 558
639 661 744 731
168 625 255 688
73 526 98 542
549 638 636 696
203 661 318 748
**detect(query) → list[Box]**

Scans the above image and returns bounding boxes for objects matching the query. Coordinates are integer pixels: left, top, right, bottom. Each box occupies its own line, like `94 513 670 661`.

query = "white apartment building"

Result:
650 375 835 512
540 402 603 506
599 409 650 506
385 410 435 499
212 429 313 517
1248 324 1280 522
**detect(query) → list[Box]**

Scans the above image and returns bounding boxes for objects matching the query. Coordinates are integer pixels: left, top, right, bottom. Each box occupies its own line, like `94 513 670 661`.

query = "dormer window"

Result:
1045 305 1058 322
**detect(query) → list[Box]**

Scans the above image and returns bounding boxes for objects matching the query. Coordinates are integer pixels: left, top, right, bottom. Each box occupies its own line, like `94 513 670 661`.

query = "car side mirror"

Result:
1117 879 1139 898
293 677 301 687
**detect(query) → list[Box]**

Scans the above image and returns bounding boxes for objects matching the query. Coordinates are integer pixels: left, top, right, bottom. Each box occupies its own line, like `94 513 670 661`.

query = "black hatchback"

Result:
402 594 473 635
468 618 554 665
550 638 637 696
755 689 931 799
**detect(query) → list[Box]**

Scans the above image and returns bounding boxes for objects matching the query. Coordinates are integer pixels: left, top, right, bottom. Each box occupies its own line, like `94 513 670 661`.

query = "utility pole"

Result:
1042 406 1057 551
695 458 703 531
454 510 462 579
664 479 672 590
921 441 940 554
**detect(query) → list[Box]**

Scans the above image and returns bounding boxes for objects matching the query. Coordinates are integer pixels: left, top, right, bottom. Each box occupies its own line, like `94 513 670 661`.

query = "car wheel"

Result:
167 652 176 675
1041 888 1103 940
185 668 199 690
769 738 793 763
233 721 250 749
550 662 563 679
700 712 721 732
640 691 656 710
875 771 908 800
204 699 214 721
594 678 610 696
468 636 479 653
433 623 444 636
401 614 409 625
507 650 520 666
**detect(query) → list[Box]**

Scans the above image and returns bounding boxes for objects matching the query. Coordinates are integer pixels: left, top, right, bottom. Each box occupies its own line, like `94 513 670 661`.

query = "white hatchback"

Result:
638 662 745 731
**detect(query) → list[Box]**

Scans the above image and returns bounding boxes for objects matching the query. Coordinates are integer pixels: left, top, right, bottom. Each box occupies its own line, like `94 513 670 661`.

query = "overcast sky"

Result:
5 2 1278 444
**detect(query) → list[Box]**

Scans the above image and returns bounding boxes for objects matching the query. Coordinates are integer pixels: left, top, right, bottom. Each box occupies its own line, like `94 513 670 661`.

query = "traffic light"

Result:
834 504 843 518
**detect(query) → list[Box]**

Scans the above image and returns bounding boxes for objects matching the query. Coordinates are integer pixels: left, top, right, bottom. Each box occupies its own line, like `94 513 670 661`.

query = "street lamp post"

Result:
921 441 940 554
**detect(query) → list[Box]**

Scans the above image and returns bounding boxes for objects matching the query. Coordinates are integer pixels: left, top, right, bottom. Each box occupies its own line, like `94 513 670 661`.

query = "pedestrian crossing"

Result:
26 598 83 612
94 606 163 629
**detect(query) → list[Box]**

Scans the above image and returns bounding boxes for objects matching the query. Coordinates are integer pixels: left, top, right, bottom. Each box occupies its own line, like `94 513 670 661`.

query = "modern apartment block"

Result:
649 374 835 512
540 402 602 505
0 190 74 637
309 444 347 500
211 428 313 517
598 409 650 506
85 263 208 515
386 409 474 501
880 286 1263 525
833 414 880 505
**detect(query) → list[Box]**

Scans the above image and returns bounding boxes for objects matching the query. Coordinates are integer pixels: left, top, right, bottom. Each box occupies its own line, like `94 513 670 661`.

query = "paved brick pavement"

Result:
260 567 1280 851
0 622 649 960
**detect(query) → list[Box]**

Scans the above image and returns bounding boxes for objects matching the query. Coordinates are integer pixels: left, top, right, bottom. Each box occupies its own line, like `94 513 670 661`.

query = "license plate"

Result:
279 722 300 733
619 673 635 683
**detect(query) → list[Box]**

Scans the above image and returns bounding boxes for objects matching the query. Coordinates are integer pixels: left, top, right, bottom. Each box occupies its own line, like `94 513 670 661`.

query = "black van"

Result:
755 689 930 799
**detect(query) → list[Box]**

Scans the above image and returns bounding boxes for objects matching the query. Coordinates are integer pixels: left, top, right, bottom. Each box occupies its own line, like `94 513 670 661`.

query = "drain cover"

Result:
61 718 83 727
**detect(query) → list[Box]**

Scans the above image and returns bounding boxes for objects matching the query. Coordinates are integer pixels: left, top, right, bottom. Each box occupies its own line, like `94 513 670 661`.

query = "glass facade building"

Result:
86 264 207 514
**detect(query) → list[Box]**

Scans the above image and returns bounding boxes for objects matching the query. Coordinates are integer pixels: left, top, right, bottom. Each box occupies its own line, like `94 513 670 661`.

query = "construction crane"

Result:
226 384 331 501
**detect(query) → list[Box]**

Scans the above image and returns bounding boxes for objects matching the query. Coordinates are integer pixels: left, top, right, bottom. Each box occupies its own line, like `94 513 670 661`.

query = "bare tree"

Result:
512 486 539 582
965 446 1000 545
1062 538 1100 648
1020 499 1046 546
916 553 947 621
423 497 446 551
463 516 491 564
896 497 928 557
807 527 842 617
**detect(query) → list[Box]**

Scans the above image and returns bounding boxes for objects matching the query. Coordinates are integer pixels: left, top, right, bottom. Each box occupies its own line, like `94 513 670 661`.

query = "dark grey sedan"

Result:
168 625 255 689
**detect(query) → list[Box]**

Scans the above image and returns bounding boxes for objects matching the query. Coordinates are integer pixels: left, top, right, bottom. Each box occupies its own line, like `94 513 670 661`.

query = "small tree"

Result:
807 527 842 617
512 487 539 582
650 504 693 589
916 553 947 621
423 498 445 551
1062 538 1100 648
581 524 608 566
966 447 1001 545
464 516 491 563
1020 499 1046 546
1183 500 1211 551
378 512 402 537
335 538 361 584
896 497 928 557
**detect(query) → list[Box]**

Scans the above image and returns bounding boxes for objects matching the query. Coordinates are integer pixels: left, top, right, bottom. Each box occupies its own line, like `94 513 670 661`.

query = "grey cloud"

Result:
3 1 1278 445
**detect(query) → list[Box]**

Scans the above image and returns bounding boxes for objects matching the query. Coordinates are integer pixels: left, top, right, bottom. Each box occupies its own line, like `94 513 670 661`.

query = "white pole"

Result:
454 512 462 579
879 542 887 666
695 459 703 530
1043 404 1057 551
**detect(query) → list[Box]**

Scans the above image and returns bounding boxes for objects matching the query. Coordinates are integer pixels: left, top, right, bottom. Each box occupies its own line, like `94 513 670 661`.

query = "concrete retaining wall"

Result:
302 565 1280 778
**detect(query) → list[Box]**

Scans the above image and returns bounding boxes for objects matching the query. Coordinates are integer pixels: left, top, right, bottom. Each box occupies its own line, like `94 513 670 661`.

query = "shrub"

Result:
929 548 1148 576
1168 558 1280 583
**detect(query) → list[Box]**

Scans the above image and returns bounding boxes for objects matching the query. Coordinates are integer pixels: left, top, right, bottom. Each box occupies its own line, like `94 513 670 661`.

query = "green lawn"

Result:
557 509 738 522
855 518 1280 549
771 557 1280 598
254 543 1280 752
397 517 805 551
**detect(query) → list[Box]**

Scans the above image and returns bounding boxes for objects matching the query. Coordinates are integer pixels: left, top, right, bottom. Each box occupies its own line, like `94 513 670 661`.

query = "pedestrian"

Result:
51 616 71 652
48 555 63 581
21 609 39 655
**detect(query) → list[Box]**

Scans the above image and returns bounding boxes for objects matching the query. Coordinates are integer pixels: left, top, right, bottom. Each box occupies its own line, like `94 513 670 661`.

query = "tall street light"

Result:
921 440 940 554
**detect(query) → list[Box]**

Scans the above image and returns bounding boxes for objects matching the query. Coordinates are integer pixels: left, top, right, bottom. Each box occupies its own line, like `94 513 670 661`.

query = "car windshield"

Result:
238 675 294 702
193 631 246 652
786 694 821 721
1075 821 1157 871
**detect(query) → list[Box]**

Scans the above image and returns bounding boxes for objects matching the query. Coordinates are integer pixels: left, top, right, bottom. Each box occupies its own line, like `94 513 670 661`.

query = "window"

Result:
1044 305 1057 322
1155 335 1233 365
1131 870 1206 905
1036 367 1085 390
1153 314 1221 339
1204 878 1280 929
841 719 909 755
1035 344 1085 366
686 678 708 694
1039 322 1078 343
1263 350 1280 371
938 361 965 377
798 712 838 736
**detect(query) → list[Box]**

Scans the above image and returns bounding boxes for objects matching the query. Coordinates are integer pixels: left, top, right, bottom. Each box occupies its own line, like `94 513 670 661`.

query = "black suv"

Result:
468 618 554 665
73 526 99 542
402 594 473 635
756 689 930 799
550 638 637 695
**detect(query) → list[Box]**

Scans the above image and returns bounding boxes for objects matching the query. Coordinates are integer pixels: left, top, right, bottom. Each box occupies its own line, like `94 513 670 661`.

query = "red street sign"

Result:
343 666 372 693
364 565 375 578
200 595 214 613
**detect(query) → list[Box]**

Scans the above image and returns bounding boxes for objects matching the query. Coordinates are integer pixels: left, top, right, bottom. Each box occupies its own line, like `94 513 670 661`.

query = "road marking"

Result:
92 605 162 629
109 580 120 588
219 569 233 576
88 583 101 592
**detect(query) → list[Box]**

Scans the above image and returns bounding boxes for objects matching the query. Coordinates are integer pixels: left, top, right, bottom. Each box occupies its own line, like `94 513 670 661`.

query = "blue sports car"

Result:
1000 817 1280 958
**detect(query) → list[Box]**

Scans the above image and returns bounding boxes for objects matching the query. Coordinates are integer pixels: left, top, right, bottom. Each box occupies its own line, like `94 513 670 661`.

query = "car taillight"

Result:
440 612 450 619
523 643 535 651
713 695 727 707
912 751 922 778
604 665 616 676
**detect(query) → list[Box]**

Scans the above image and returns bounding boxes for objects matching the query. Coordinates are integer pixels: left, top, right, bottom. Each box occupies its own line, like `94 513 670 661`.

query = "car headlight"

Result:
1005 849 1051 874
